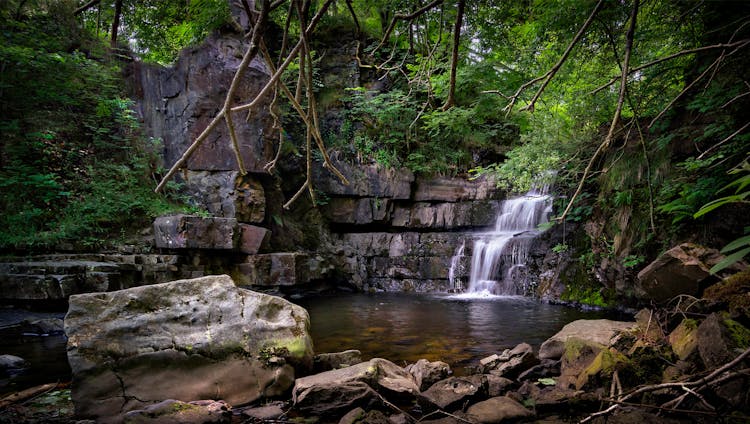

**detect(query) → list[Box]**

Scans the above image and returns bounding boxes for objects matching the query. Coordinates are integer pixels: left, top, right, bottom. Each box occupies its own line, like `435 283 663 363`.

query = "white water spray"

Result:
466 189 552 295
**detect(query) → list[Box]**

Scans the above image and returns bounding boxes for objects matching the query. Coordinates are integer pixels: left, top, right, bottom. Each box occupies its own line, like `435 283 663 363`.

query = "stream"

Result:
295 292 618 373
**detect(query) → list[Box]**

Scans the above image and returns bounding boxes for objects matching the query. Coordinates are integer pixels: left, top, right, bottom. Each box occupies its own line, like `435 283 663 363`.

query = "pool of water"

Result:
295 293 619 372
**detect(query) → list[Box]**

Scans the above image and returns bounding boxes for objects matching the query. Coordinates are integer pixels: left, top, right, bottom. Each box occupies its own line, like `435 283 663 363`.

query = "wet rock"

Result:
667 318 699 360
339 407 366 424
485 375 514 397
518 359 561 382
293 358 418 416
465 396 534 423
153 215 238 250
122 399 231 424
635 243 731 302
419 375 487 411
539 319 636 360
236 402 285 420
339 408 390 424
481 343 539 380
314 350 363 372
238 224 270 254
558 338 627 391
65 275 312 423
0 354 27 376
405 359 452 391
21 318 65 335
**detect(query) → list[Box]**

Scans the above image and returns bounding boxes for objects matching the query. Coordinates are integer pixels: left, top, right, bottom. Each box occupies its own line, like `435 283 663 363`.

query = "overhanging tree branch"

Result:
558 0 638 222
74 0 100 15
374 0 443 54
499 0 605 116
442 0 465 111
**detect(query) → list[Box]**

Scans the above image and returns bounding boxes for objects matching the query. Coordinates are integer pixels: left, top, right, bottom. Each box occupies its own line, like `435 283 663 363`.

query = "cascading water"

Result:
448 241 465 291
466 189 552 295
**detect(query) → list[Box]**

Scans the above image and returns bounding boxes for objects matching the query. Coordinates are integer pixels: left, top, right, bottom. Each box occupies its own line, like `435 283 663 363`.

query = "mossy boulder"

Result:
65 275 313 423
668 318 699 360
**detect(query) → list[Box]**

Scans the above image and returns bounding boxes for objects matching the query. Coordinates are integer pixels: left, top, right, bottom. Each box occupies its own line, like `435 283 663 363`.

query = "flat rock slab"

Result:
539 319 636 360
65 275 312 423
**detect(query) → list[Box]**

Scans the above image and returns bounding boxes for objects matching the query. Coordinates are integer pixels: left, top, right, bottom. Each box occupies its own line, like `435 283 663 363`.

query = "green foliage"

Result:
0 7 189 250
694 162 750 273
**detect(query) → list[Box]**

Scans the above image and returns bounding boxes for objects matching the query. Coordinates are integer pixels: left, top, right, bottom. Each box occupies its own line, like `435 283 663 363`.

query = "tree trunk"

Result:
110 0 122 47
442 0 464 111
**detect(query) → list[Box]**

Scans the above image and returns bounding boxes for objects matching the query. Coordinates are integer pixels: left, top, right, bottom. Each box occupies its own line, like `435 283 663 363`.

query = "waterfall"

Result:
448 241 466 291
466 189 552 295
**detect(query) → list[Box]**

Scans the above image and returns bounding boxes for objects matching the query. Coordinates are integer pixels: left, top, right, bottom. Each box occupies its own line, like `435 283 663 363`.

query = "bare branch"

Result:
697 121 750 160
374 0 443 53
590 39 750 95
516 0 605 113
559 0 638 222
155 0 270 192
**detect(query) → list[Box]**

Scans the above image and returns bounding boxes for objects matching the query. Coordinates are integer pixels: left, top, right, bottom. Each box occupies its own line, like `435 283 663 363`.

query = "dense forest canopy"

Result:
1 0 748 278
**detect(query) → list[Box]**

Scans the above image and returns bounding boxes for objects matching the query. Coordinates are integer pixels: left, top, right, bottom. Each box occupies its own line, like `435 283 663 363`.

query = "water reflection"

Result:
296 293 614 372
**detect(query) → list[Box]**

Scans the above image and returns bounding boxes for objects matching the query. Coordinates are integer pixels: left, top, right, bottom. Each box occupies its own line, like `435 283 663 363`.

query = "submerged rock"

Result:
65 274 312 423
0 354 28 377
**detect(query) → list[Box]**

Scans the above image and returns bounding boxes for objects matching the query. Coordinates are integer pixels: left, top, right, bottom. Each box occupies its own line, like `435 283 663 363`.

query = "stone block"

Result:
239 224 270 254
238 253 311 286
153 215 238 250
314 161 414 199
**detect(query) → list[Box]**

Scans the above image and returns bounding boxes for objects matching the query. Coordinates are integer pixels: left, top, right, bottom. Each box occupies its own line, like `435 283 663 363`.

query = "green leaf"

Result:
721 234 750 253
710 247 750 274
537 378 556 386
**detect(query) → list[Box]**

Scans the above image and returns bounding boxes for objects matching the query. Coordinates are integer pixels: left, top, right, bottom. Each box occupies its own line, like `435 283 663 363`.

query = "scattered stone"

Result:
539 319 636 360
122 399 230 424
484 343 540 379
406 359 452 391
485 375 514 397
419 375 487 411
465 396 534 424
696 313 737 369
65 275 312 423
314 350 363 373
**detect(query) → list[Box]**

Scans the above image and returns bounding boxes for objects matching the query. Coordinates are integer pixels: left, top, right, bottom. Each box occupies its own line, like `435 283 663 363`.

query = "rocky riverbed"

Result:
1 273 749 424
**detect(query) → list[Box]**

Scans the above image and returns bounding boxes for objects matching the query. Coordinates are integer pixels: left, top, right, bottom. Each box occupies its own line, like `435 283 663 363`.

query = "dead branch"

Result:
697 120 750 160
345 0 360 35
155 0 270 192
559 0 638 222
721 81 750 108
500 0 604 116
374 0 443 53
0 383 60 409
580 347 750 423
589 39 750 95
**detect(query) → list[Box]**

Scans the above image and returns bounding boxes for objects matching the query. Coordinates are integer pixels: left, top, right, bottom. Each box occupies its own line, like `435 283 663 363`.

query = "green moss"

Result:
722 316 750 349
561 283 612 308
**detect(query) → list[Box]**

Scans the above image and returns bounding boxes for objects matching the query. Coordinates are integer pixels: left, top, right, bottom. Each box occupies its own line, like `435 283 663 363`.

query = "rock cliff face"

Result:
123 27 508 294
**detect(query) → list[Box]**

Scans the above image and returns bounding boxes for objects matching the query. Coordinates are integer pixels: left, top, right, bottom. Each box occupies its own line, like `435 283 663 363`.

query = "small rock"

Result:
465 396 534 423
487 343 539 379
634 309 665 343
0 354 27 376
339 407 366 424
419 375 486 411
518 359 561 382
696 313 736 369
21 318 65 335
122 399 231 424
406 359 451 391
485 375 514 397
667 318 699 360
237 402 285 420
314 350 363 373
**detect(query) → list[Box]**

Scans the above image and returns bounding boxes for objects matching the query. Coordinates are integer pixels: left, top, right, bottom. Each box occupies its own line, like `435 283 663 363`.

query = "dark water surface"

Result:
296 293 618 372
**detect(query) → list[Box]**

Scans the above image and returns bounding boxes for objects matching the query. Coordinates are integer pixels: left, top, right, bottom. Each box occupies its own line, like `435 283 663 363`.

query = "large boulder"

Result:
538 319 636 360
292 358 419 417
65 275 313 423
636 243 728 302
